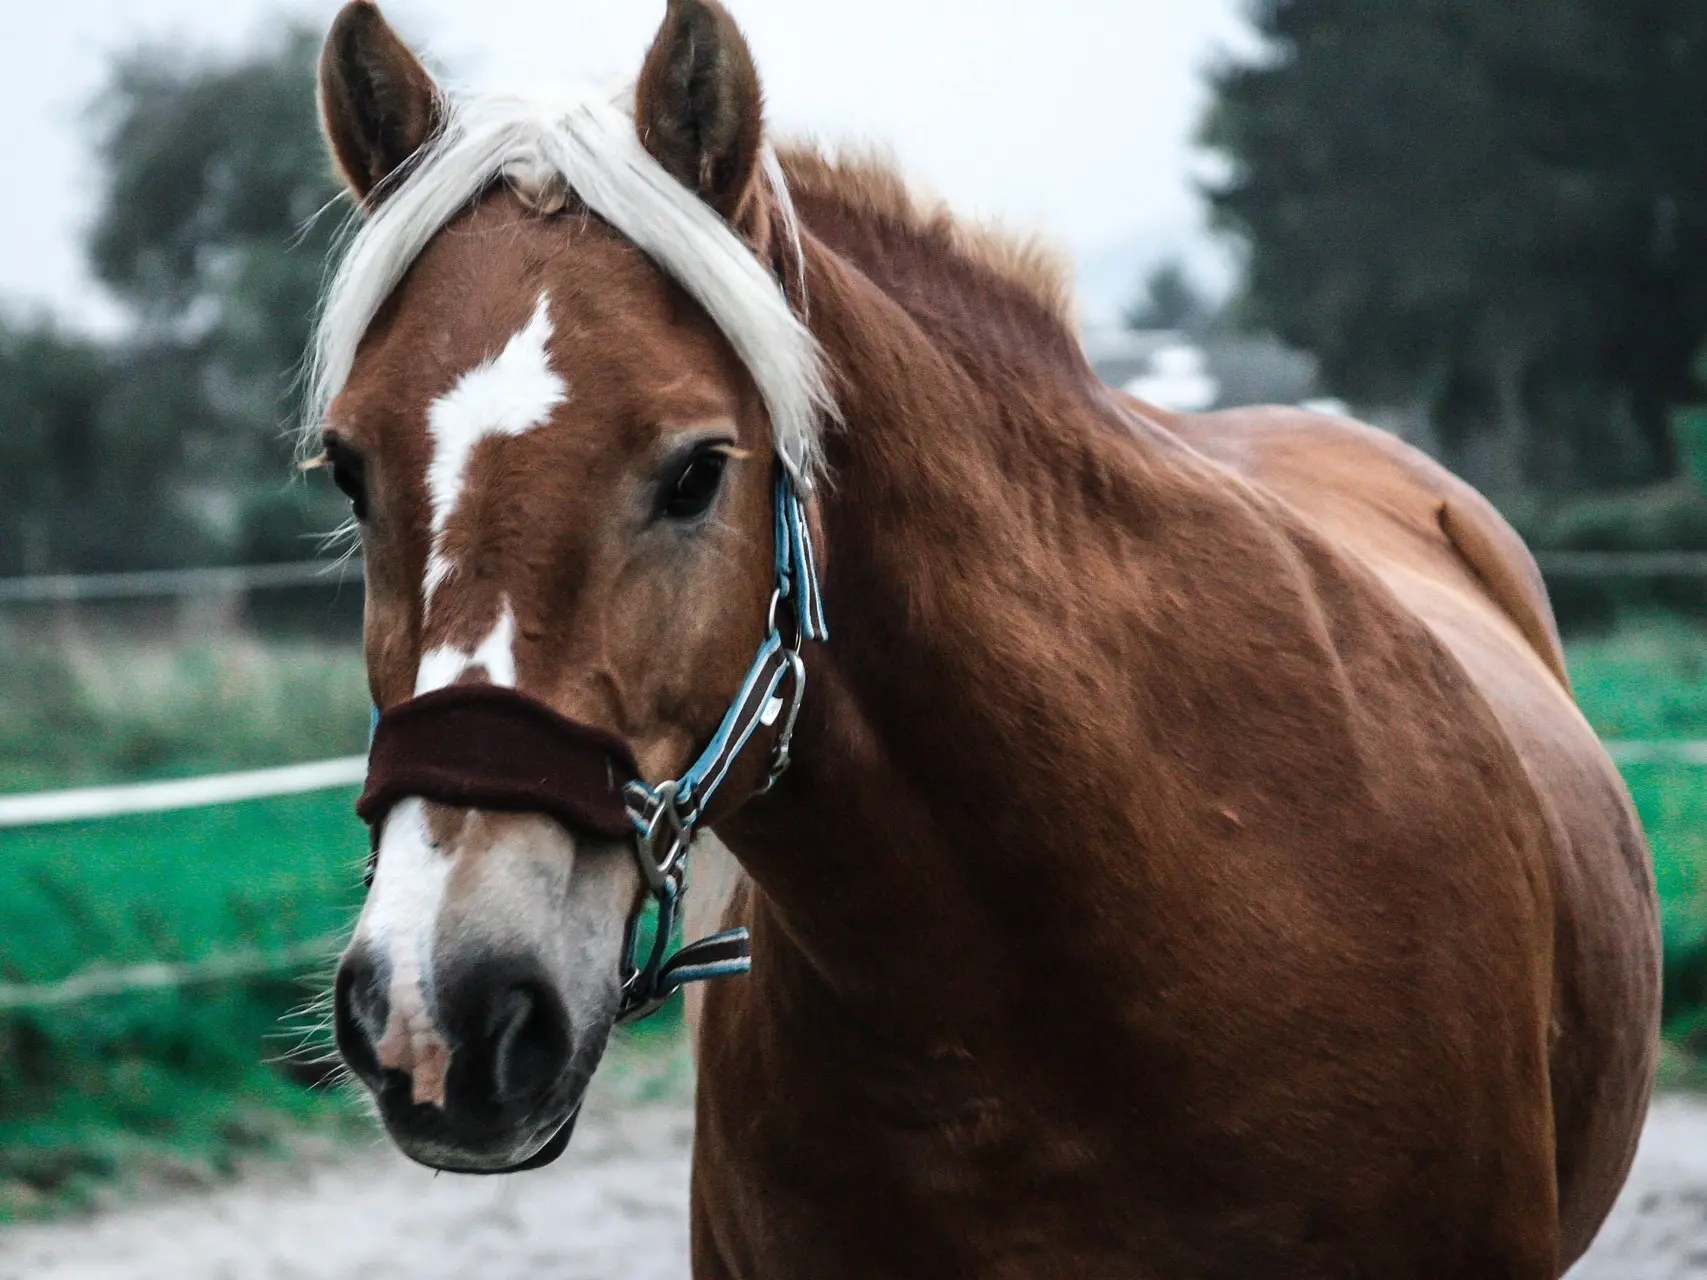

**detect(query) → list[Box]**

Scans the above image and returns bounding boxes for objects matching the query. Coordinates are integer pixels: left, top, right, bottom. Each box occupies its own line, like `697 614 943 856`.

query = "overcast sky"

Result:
0 0 1256 332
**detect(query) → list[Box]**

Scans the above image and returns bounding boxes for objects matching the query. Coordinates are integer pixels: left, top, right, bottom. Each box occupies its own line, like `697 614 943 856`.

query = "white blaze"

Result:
359 605 522 1106
415 605 519 695
423 293 566 608
362 798 456 1106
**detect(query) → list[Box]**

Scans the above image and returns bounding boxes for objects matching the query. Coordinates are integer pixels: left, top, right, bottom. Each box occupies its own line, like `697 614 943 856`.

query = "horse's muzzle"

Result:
333 939 595 1173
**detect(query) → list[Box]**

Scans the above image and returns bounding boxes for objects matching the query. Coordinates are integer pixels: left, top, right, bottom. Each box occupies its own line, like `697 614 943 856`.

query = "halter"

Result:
356 469 826 1023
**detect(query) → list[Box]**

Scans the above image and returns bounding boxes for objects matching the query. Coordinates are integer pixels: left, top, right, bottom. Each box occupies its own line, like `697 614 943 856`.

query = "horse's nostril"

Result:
333 948 389 1081
487 980 571 1105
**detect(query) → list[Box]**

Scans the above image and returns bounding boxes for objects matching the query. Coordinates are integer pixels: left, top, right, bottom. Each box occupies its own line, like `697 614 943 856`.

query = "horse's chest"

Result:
699 1049 1144 1276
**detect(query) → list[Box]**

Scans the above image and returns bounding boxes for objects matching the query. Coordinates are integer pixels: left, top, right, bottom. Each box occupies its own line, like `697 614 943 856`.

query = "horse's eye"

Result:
324 438 369 522
659 450 729 521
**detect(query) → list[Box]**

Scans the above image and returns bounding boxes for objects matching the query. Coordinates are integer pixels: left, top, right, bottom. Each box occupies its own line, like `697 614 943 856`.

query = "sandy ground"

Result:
0 1096 696 1280
1 1092 1703 1278
1569 1095 1707 1280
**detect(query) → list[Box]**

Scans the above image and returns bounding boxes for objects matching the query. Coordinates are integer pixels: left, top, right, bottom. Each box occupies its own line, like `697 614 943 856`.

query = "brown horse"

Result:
315 2 1660 1275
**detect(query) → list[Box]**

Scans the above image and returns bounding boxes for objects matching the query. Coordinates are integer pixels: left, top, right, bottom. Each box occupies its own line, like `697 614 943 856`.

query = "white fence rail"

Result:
0 741 1698 836
0 758 367 830
0 938 343 1012
0 738 1697 1010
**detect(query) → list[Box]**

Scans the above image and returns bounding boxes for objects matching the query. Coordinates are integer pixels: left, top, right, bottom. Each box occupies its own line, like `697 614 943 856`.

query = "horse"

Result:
313 2 1661 1274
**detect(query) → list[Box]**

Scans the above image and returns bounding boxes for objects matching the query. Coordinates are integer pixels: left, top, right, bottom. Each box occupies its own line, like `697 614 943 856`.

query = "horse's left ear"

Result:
634 0 766 226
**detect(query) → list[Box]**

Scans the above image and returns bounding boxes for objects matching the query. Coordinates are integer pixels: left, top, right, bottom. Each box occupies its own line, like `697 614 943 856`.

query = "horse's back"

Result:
1156 400 1661 1264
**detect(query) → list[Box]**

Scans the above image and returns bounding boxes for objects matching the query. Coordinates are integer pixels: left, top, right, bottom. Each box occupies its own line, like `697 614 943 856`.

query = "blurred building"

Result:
1083 327 1321 414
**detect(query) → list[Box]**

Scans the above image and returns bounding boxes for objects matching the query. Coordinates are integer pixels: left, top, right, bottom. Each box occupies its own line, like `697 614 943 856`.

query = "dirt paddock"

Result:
2 1092 1703 1279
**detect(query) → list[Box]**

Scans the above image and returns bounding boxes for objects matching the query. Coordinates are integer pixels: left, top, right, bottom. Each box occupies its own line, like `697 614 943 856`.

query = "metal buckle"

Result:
761 648 807 793
625 779 694 892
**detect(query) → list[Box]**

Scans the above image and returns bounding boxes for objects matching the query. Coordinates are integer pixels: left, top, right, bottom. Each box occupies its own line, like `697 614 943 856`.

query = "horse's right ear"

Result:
318 1 443 208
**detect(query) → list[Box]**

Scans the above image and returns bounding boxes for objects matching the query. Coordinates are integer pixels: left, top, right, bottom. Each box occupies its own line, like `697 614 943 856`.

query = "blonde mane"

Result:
307 86 835 488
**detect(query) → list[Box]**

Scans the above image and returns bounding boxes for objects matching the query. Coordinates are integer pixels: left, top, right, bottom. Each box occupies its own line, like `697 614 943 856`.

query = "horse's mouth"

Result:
371 1065 587 1176
386 1099 584 1176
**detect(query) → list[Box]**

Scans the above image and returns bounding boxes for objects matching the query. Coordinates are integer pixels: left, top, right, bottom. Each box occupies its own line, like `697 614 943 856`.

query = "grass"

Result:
0 987 369 1220
0 790 369 1220
0 630 383 1218
0 618 1702 1217
1568 618 1707 741
0 791 365 984
0 632 690 1219
1624 761 1707 1043
1566 618 1707 1051
0 785 690 1221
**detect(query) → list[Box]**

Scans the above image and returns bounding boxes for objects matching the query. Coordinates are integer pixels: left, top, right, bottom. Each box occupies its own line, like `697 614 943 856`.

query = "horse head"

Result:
316 0 828 1173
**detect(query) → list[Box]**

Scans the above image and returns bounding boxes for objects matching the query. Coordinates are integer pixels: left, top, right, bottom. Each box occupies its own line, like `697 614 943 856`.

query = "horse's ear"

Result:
634 0 765 225
318 1 443 208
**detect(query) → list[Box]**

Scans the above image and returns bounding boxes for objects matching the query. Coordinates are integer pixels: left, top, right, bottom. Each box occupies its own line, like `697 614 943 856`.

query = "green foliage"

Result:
1627 760 1707 1042
0 1015 365 1221
0 317 217 577
0 320 113 518
89 25 340 393
1502 480 1707 629
1525 485 1707 555
89 25 349 553
1679 404 1707 492
90 28 336 331
0 26 349 577
1207 0 1707 489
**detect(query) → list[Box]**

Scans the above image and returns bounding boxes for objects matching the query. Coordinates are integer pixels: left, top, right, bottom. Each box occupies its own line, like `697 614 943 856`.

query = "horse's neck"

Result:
720 235 1207 1034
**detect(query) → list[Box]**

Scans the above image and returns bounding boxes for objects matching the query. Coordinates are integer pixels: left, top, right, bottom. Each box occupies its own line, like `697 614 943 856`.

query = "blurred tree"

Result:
1123 261 1215 335
1206 0 1707 491
0 316 215 575
0 318 111 575
85 25 346 563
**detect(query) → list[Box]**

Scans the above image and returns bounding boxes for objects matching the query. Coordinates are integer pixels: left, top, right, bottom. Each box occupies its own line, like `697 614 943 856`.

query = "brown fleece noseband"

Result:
357 685 638 842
